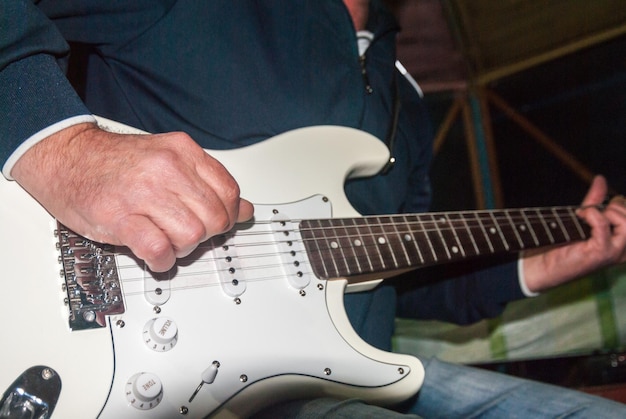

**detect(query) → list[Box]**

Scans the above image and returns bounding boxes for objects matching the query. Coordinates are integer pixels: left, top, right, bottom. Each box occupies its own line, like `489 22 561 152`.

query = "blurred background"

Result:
387 0 626 402
389 0 625 210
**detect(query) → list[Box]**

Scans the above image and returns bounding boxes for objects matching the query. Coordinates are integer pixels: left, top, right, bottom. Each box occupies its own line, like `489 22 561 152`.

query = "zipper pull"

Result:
359 55 373 94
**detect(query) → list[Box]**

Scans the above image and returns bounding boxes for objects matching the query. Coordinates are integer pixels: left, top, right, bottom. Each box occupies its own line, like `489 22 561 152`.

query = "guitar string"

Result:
106 206 587 275
100 208 586 284
230 207 586 239
58 205 587 299
104 208 588 297
104 220 585 288
239 208 587 246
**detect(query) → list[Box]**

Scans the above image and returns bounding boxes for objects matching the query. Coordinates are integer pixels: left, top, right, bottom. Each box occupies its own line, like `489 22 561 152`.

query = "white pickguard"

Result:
0 122 424 418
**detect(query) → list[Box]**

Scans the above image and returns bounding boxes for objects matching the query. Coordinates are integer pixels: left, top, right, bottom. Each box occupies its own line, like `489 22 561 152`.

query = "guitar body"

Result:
0 124 424 418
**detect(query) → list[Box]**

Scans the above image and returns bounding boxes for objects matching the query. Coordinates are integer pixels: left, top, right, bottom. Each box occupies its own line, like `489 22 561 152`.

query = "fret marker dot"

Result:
451 246 459 254
404 234 412 242
550 222 557 229
519 225 527 231
439 217 446 224
377 237 386 245
354 239 362 247
489 227 497 234
330 241 339 249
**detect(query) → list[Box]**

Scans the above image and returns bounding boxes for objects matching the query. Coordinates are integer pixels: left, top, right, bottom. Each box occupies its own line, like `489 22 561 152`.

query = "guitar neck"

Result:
300 206 590 282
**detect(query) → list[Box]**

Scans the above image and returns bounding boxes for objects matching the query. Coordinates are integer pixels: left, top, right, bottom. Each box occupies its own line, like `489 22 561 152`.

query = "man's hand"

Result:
522 175 626 293
12 122 254 272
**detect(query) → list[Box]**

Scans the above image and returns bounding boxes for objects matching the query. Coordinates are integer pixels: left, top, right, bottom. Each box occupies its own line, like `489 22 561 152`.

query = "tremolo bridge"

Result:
56 222 125 330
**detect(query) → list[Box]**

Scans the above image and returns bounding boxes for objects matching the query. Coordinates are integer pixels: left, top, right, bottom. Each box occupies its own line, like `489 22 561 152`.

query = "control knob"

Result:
125 372 163 410
143 317 178 352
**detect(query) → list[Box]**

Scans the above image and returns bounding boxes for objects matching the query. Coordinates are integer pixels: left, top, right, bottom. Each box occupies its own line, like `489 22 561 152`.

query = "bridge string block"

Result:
55 222 125 331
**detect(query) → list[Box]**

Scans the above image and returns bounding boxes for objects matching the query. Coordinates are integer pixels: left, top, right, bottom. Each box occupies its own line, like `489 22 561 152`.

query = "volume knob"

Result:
125 372 163 410
143 317 178 352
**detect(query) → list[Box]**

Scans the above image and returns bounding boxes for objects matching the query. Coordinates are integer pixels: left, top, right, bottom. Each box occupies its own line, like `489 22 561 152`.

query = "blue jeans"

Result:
253 357 626 418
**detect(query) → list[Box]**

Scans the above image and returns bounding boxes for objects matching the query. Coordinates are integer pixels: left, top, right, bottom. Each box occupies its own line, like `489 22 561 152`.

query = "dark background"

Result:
426 34 626 211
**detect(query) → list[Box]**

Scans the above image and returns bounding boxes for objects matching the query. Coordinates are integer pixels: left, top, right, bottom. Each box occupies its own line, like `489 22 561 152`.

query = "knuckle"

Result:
182 222 207 245
211 212 233 235
221 179 242 207
152 148 183 168
138 236 174 266
227 179 242 197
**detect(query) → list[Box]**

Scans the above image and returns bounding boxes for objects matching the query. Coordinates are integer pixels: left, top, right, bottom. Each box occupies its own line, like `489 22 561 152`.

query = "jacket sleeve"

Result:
394 257 525 325
0 1 94 178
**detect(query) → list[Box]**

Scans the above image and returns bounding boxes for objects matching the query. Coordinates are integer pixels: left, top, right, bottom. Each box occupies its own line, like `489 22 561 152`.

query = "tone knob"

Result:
125 372 163 410
143 317 178 352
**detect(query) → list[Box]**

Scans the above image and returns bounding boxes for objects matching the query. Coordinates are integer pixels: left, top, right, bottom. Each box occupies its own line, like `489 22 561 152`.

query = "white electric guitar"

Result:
0 120 592 418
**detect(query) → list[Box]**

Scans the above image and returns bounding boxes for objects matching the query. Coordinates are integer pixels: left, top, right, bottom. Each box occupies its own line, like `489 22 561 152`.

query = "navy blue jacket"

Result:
1 0 523 351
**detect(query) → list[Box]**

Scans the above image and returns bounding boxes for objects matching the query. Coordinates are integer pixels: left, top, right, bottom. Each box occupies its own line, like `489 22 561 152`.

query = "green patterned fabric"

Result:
393 264 626 363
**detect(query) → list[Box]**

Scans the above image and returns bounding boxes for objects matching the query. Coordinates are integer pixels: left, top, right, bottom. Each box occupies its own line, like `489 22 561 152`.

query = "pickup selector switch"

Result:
143 317 178 352
125 372 163 410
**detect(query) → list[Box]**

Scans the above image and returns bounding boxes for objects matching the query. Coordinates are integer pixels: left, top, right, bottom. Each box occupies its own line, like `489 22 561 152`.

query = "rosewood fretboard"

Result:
299 206 590 281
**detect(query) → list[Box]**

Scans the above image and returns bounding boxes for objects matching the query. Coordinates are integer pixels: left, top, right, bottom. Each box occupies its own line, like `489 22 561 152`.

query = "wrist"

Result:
12 122 99 190
518 256 540 297
5 116 97 180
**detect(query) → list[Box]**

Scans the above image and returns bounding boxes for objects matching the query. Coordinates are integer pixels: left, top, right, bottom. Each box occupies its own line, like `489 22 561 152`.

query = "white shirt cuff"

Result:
518 257 540 297
2 115 97 180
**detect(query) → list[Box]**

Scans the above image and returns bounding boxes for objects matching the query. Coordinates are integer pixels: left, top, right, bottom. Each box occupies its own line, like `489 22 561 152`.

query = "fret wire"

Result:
484 211 509 252
444 213 466 257
422 217 439 262
323 219 344 277
298 209 584 235
430 214 451 260
518 210 539 245
298 206 589 255
354 217 382 271
298 207 581 227
298 220 587 247
332 218 353 276
521 209 540 246
489 211 510 251
358 219 375 272
403 215 426 264
310 220 332 278
535 208 555 244
552 208 570 241
341 218 364 274
568 207 587 239
473 212 495 253
377 216 399 269
389 215 412 266
367 217 387 268
460 212 480 255
503 210 524 248
300 217 585 253
479 212 501 252
355 219 380 271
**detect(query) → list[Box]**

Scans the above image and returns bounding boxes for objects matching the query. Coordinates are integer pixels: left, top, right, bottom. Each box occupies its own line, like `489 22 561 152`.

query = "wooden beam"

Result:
477 25 626 85
485 90 616 194
476 88 504 208
461 94 487 209
433 94 463 154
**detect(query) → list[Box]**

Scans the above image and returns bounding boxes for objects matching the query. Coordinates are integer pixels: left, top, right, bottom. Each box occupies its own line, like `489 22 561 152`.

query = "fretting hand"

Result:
522 175 626 293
